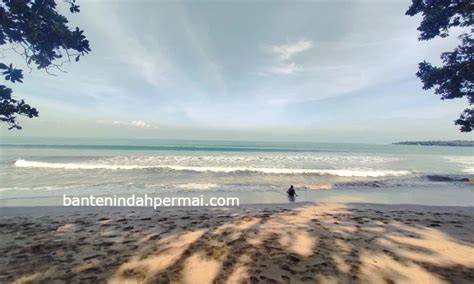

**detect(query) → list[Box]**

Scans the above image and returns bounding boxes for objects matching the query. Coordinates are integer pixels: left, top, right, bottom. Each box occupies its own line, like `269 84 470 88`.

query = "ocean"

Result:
0 137 473 206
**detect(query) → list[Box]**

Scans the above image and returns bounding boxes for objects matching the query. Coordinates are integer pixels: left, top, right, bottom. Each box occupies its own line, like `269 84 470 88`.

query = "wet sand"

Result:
0 203 473 283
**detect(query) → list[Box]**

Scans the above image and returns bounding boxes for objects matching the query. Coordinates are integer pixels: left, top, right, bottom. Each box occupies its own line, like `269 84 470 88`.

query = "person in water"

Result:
287 185 297 202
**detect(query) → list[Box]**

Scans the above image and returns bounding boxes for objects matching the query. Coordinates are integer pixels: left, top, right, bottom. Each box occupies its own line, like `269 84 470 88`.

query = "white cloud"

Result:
266 62 300 75
261 39 313 76
270 39 313 60
130 120 151 128
100 120 153 128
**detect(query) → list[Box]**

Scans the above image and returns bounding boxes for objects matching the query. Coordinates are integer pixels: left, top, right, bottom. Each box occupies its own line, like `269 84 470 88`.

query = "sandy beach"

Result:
1 202 473 283
1 0 474 283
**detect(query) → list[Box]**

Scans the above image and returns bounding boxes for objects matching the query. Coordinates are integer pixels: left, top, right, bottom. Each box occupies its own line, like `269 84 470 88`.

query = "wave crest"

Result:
14 159 411 177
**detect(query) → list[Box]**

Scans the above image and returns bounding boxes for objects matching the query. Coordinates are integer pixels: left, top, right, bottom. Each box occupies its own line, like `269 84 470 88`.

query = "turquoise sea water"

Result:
0 137 473 206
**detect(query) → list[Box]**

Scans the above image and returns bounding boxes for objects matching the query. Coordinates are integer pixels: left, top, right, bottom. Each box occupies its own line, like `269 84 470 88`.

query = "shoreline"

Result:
1 201 473 213
1 185 473 207
1 202 473 283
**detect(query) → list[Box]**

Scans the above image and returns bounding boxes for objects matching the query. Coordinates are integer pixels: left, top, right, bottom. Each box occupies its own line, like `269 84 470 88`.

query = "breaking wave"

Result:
14 159 411 177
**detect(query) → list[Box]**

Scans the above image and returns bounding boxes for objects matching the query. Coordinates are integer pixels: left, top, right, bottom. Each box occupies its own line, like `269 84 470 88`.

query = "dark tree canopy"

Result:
0 0 90 130
406 0 473 132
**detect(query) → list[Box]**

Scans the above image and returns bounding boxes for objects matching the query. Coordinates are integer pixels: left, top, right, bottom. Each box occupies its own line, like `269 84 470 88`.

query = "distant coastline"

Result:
393 140 474 147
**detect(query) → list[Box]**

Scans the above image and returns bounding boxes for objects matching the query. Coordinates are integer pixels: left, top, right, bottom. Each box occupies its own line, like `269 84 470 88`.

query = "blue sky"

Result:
1 0 471 143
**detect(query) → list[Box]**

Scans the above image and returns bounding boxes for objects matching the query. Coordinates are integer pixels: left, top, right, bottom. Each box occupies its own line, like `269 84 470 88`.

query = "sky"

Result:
1 0 472 143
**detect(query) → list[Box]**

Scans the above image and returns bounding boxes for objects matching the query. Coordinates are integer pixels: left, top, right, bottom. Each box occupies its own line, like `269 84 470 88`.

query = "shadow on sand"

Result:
1 203 473 283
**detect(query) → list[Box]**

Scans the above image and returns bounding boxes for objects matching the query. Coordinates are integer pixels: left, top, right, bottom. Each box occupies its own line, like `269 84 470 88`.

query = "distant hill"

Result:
393 140 474 147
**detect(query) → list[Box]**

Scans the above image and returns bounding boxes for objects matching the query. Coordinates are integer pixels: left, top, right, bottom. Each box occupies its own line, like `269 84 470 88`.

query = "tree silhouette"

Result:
0 0 90 130
406 0 473 132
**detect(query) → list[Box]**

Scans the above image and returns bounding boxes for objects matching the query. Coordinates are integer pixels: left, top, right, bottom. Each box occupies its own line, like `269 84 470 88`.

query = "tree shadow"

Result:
0 203 473 283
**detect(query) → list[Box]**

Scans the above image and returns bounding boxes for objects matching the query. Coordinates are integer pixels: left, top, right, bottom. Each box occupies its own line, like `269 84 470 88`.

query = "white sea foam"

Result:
444 156 474 174
177 183 219 190
463 168 474 174
14 159 411 177
104 155 400 165
15 159 148 170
